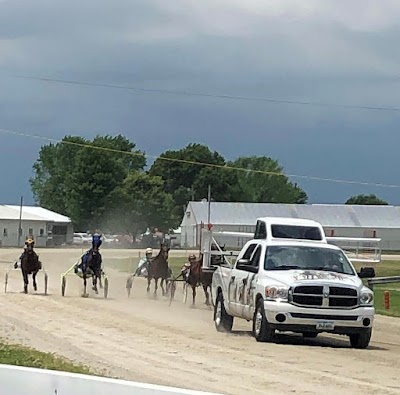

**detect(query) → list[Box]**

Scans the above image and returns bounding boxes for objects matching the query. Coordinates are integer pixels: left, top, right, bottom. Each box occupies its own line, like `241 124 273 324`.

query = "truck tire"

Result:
349 329 372 349
253 299 275 342
214 292 233 333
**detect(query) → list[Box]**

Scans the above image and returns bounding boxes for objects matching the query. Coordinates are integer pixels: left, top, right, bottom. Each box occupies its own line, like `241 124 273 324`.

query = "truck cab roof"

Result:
254 217 327 244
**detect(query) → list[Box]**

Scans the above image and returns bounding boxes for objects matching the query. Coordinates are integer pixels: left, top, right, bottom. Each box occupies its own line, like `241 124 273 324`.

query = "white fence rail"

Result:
0 365 221 395
199 229 382 266
326 237 381 263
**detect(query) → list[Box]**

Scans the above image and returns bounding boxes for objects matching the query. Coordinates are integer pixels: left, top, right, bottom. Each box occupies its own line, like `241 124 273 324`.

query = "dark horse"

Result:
75 235 103 297
147 243 170 298
15 239 42 294
185 244 226 307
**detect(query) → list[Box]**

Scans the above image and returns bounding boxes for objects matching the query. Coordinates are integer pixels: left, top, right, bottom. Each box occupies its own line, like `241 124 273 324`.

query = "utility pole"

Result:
204 184 212 268
207 184 211 226
17 196 23 248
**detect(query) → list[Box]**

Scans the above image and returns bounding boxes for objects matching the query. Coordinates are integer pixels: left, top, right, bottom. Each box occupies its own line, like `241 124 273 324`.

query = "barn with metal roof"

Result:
180 201 400 250
0 205 72 247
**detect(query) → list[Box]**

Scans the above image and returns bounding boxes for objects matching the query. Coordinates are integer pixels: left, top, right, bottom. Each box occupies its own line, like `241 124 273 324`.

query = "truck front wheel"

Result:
214 292 233 333
253 299 275 342
349 328 372 349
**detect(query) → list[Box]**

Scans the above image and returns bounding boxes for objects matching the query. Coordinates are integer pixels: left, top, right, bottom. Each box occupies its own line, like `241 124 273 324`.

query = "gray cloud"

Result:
1 0 400 205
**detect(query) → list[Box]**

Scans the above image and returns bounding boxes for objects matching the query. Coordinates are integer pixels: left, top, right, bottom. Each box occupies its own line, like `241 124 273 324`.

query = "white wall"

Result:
181 221 400 251
0 365 221 395
0 219 48 247
180 208 199 248
181 224 256 248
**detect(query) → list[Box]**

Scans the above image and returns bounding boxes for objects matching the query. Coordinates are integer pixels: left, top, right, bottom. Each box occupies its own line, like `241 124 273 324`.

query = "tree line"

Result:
30 134 389 235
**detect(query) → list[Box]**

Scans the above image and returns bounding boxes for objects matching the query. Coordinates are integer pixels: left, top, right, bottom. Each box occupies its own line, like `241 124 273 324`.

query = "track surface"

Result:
1 248 400 395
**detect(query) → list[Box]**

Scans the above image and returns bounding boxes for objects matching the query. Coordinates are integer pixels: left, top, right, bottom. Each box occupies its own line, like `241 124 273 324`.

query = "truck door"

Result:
236 244 262 320
228 242 258 315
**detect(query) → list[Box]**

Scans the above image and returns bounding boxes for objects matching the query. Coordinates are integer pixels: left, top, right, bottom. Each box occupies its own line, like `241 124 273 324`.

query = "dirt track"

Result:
1 248 400 395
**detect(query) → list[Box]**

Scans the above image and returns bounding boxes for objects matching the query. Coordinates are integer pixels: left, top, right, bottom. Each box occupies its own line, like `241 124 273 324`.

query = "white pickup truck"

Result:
211 217 376 349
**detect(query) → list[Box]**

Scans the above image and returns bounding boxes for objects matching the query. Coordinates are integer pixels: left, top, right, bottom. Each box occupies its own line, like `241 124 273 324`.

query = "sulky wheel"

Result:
4 272 8 293
183 282 189 304
61 276 66 297
126 275 134 297
104 277 109 299
44 273 48 296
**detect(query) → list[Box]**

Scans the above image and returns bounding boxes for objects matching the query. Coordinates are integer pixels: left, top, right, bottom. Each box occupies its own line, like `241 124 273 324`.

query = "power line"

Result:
11 74 400 112
0 127 399 189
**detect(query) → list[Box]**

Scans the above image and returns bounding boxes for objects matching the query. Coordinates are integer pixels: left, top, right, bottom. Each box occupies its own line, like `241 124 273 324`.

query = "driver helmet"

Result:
25 238 34 246
146 248 153 256
92 234 102 249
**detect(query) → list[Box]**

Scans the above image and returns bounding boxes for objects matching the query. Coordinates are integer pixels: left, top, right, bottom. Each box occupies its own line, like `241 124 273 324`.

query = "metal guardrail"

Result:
367 276 400 291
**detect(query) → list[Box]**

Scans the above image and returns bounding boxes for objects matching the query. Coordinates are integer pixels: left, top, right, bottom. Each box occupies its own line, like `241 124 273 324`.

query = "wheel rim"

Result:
215 299 222 326
254 307 263 336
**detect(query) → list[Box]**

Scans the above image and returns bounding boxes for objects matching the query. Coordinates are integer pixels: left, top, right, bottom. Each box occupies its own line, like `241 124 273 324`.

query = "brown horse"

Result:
147 243 170 297
184 254 212 307
184 244 226 307
15 240 42 294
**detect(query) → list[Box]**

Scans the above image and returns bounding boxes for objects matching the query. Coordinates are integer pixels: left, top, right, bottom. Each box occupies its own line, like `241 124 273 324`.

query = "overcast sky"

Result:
1 0 400 207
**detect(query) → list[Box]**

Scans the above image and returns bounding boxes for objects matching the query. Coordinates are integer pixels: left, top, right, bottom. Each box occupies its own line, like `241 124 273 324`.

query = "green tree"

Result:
229 156 308 204
106 172 176 234
30 136 87 215
149 143 237 217
30 134 146 229
345 194 388 205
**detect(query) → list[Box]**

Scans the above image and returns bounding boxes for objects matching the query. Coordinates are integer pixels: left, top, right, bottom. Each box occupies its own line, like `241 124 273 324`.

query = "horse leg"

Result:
203 284 211 306
98 272 103 289
92 274 99 294
147 277 151 293
191 285 196 307
32 271 38 292
154 278 158 298
22 269 28 294
161 278 166 296
82 274 88 297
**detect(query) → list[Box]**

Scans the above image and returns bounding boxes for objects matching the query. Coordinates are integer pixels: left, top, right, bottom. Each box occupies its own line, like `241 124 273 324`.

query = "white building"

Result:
0 205 73 247
180 201 400 251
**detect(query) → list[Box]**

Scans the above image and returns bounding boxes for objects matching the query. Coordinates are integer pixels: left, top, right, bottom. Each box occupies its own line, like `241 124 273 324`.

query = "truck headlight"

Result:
359 291 374 306
265 286 288 301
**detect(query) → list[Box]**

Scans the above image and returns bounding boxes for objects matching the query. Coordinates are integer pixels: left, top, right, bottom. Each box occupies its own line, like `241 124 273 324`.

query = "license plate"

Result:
316 321 335 330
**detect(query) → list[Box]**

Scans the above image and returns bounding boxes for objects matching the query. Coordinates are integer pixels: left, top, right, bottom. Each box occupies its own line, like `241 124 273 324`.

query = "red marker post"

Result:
384 290 390 310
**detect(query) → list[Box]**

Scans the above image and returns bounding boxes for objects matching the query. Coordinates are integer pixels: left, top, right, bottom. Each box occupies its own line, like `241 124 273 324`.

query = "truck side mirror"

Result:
236 259 258 273
358 267 375 279
236 258 250 267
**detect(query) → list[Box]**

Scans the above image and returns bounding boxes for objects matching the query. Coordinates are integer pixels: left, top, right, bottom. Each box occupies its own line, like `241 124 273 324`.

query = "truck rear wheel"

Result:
253 299 275 342
349 328 372 349
214 292 233 333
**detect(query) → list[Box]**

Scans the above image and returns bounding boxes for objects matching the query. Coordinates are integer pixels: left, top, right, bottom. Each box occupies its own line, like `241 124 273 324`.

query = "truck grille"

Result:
290 285 358 309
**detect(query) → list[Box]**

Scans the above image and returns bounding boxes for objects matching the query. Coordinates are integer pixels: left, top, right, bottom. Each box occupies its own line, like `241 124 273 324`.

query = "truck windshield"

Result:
264 245 355 275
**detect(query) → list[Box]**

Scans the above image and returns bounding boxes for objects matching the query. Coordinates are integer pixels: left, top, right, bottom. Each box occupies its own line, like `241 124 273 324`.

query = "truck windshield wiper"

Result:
272 265 302 270
314 266 344 274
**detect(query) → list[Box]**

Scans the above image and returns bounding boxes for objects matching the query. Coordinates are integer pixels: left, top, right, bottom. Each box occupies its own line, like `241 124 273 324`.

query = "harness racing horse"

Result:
184 244 226 307
147 243 170 298
15 239 42 294
75 235 103 297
